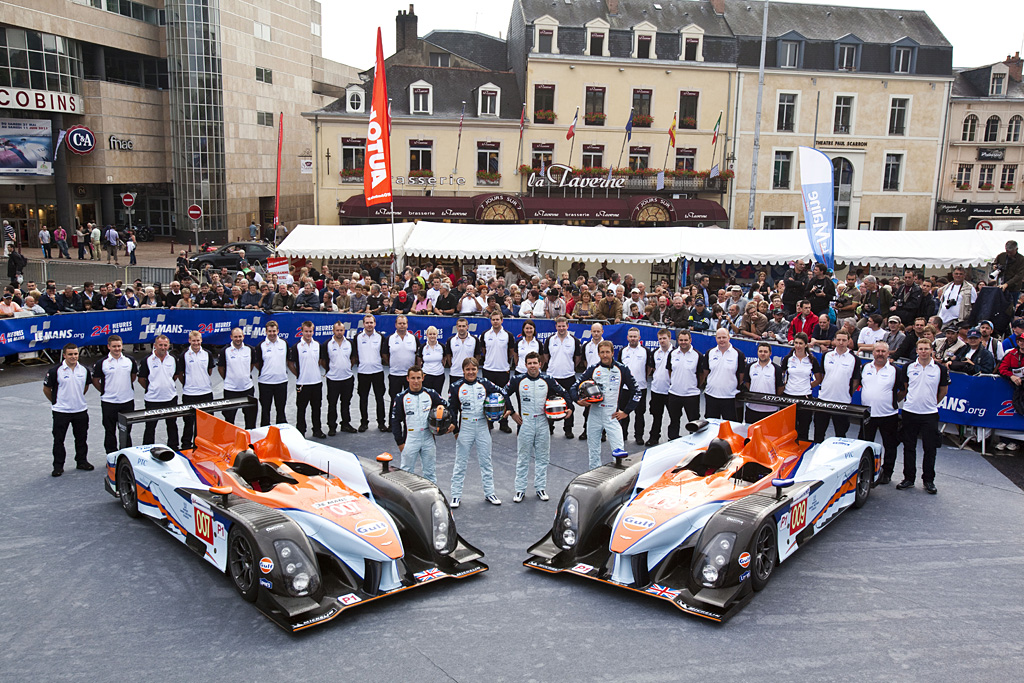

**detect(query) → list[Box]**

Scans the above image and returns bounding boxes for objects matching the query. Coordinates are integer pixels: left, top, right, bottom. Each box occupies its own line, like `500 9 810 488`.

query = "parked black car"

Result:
188 242 275 271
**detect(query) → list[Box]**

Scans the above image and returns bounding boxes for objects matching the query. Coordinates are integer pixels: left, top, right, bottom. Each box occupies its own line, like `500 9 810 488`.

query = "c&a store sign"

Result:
0 87 84 114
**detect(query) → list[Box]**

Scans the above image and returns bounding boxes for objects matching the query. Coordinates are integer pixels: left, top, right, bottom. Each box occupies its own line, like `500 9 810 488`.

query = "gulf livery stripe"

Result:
810 470 858 527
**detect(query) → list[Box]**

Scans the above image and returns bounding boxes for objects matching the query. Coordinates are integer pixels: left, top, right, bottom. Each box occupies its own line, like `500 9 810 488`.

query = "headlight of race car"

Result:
274 539 320 597
431 501 454 554
557 496 580 549
692 532 737 589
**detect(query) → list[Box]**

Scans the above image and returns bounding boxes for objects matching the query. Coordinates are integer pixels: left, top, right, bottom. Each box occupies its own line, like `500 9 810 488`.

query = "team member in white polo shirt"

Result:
667 329 705 439
353 314 388 432
288 321 325 438
176 330 216 449
813 330 862 442
700 328 746 422
138 334 180 450
780 332 822 442
513 320 540 374
217 327 257 429
543 316 584 438
417 325 446 394
645 328 673 446
858 341 903 485
320 321 356 436
444 317 479 386
385 314 420 410
479 311 514 433
43 343 92 476
92 334 138 453
895 339 949 494
618 327 652 446
743 342 784 423
254 320 289 427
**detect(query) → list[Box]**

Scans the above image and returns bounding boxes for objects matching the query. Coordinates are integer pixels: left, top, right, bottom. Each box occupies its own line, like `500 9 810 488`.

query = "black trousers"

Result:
813 412 851 443
222 387 257 430
101 399 134 453
259 381 288 426
52 410 89 470
784 393 813 442
358 371 386 426
326 377 355 430
388 374 408 417
423 373 445 394
744 407 776 425
295 383 323 435
182 392 214 449
705 395 738 422
648 392 668 442
667 394 701 440
143 398 179 450
861 414 900 477
552 377 576 435
483 369 510 428
901 411 940 484
620 388 648 441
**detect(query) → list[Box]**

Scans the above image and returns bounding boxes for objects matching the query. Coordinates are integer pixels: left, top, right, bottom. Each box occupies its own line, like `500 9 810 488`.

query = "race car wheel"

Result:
853 449 873 509
228 527 260 602
116 458 140 519
750 519 777 592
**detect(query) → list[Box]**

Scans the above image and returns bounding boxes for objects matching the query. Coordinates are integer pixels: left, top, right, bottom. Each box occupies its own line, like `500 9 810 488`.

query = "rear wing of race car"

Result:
117 397 258 449
737 391 870 423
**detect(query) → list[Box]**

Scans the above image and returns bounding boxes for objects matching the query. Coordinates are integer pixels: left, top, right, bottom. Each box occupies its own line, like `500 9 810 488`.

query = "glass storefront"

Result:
0 27 83 93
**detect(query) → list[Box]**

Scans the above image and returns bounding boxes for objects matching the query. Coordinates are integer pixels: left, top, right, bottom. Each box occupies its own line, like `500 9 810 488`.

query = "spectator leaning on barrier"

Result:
949 328 995 376
787 300 816 342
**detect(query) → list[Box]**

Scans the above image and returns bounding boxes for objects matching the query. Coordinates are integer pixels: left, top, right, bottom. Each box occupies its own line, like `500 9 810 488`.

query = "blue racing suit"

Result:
575 361 640 469
391 387 447 484
505 371 568 493
449 377 505 498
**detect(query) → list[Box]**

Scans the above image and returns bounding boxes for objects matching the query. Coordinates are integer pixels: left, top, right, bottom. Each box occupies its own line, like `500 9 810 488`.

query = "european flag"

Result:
625 115 633 142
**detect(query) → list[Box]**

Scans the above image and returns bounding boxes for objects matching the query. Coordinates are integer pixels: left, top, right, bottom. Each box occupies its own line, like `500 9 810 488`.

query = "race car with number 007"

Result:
524 396 880 622
104 398 486 631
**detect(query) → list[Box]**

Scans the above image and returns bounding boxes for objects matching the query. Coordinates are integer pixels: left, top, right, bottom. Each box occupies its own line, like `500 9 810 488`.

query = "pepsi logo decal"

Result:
259 557 274 573
738 552 751 568
622 514 656 531
65 125 96 155
355 520 388 537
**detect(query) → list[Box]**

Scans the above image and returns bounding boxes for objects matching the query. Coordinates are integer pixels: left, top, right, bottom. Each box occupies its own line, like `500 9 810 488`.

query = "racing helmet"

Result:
483 393 506 422
544 396 569 421
428 405 453 435
577 379 604 404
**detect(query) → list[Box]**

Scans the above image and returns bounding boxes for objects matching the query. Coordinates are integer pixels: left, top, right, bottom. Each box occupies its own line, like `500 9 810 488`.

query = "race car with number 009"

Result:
524 396 880 622
105 398 486 631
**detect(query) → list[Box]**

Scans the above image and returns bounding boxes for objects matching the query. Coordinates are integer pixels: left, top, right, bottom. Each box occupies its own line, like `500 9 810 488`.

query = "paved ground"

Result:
3 366 1024 682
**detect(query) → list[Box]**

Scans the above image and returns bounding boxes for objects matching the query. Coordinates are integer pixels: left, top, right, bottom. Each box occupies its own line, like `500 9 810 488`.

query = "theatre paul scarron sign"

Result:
527 163 626 190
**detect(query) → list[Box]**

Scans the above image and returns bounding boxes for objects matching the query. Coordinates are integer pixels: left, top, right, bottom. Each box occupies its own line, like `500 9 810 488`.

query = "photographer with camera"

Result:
807 263 836 317
995 240 1024 301
857 276 892 329
937 266 977 326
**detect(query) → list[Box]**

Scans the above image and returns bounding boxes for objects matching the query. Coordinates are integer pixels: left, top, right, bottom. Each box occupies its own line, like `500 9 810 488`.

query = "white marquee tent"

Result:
275 223 415 260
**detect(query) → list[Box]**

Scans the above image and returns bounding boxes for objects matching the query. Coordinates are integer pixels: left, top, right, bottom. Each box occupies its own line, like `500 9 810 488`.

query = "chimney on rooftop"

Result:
710 0 725 15
396 4 418 54
1006 51 1022 82
608 0 619 14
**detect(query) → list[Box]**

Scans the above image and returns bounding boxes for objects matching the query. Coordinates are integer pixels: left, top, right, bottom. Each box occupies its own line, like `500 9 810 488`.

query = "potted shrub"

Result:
534 109 556 123
585 112 606 125
632 113 654 128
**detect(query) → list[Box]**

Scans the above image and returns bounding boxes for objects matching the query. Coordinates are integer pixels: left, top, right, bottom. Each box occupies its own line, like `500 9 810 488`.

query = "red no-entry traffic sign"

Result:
121 192 135 208
187 204 203 221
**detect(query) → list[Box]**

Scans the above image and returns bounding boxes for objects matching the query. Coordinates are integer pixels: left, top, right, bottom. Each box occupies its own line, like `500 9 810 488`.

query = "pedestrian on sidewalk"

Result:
76 225 89 259
104 225 120 264
90 223 101 260
126 232 137 265
38 225 51 259
54 225 70 259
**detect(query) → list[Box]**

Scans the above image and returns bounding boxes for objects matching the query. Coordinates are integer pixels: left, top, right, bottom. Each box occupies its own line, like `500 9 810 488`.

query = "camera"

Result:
945 299 957 309
990 269 1001 282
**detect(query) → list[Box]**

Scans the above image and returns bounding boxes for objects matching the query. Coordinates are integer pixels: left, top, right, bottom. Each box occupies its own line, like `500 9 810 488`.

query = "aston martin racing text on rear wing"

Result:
737 392 870 422
116 397 258 449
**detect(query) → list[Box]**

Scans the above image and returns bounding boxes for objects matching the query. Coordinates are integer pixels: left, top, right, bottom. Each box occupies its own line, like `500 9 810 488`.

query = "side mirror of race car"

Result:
377 452 393 474
771 478 795 500
209 485 232 506
611 448 629 468
685 419 710 433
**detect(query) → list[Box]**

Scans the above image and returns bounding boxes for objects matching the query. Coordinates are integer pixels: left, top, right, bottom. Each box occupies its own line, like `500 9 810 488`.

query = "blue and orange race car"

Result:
105 398 486 631
525 396 880 621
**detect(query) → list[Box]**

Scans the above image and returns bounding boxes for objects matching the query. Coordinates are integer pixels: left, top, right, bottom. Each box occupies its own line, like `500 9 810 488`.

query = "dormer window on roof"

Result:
585 18 610 57
409 80 432 115
533 15 559 54
346 86 364 113
632 21 657 60
680 24 704 62
835 35 862 72
478 82 500 117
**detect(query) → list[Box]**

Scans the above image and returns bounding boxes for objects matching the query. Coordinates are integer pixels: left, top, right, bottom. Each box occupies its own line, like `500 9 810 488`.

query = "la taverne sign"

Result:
528 163 626 190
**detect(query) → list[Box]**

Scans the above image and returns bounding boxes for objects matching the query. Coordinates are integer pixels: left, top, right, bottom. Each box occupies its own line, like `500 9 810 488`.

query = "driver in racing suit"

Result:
505 351 572 502
575 340 640 469
449 357 506 507
391 365 450 484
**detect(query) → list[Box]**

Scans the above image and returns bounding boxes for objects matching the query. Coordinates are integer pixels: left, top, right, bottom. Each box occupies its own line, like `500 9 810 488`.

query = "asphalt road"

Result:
3 369 1024 682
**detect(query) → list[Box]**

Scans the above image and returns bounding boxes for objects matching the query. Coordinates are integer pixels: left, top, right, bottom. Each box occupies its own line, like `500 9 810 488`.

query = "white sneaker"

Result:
450 497 460 509
513 491 525 503
537 490 549 501
996 441 1007 451
1008 442 1019 451
485 494 502 505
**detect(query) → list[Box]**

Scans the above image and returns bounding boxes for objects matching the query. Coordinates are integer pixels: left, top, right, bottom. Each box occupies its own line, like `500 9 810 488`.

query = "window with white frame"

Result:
679 91 698 129
985 116 1000 142
476 142 500 182
256 111 274 127
410 81 432 115
582 144 604 169
780 41 800 68
1008 115 1023 142
253 21 271 41
533 16 559 54
883 154 902 191
429 52 450 67
763 215 794 230
833 96 853 134
837 44 857 70
991 73 1005 96
346 87 364 113
629 146 650 171
533 84 555 123
680 24 704 62
531 143 553 170
894 47 912 73
773 151 792 189
311 21 321 36
585 19 609 57
341 137 365 173
637 35 653 59
888 98 908 136
979 165 995 189
957 163 973 187
675 147 696 171
585 86 606 125
962 114 978 141
409 140 433 173
633 22 657 59
777 93 796 132
1002 164 1017 189
255 67 272 84
478 83 499 117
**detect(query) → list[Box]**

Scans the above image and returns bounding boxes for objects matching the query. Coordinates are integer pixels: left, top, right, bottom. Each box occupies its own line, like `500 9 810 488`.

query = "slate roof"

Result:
953 65 1024 99
721 0 950 46
423 30 510 71
521 0 733 37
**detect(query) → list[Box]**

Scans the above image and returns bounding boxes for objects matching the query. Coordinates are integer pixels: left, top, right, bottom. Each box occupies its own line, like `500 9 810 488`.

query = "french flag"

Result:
566 107 579 140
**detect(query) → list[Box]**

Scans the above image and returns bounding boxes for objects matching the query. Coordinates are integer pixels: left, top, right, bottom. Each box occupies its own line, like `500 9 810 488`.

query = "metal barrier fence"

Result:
20 260 176 289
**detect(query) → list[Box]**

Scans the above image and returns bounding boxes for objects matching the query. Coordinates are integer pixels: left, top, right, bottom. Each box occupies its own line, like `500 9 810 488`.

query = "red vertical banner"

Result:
274 112 283 228
364 28 393 206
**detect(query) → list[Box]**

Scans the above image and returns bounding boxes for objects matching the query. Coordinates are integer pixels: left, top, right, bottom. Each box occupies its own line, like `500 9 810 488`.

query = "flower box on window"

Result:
574 166 610 177
409 169 434 178
680 116 697 130
585 112 607 125
519 164 538 175
957 182 971 190
1002 183 1015 191
632 113 654 128
534 110 556 123
979 182 993 190
340 168 363 183
476 170 501 185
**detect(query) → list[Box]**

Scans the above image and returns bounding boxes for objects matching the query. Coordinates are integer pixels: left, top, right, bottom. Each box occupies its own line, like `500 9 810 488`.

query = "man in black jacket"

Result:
891 269 923 325
807 263 836 316
782 260 809 314
665 295 690 327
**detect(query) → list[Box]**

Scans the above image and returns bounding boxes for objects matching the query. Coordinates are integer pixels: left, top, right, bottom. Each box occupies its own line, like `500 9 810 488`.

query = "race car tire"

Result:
750 518 777 592
116 457 140 519
228 527 260 603
853 449 873 509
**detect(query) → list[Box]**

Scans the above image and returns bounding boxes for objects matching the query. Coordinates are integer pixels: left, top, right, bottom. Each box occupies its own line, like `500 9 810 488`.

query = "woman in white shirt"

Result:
419 325 446 393
514 320 540 374
780 332 823 442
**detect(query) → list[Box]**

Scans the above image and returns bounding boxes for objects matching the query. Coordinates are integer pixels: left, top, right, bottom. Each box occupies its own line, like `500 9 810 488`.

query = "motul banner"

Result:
364 28 393 206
